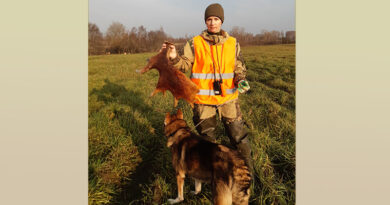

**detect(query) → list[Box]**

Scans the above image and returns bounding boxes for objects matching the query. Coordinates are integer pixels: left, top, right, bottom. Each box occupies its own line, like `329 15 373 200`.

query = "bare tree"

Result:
136 25 148 52
285 31 295 43
124 26 168 53
105 22 127 54
229 26 255 46
147 27 167 51
127 27 139 53
258 30 282 45
88 23 105 55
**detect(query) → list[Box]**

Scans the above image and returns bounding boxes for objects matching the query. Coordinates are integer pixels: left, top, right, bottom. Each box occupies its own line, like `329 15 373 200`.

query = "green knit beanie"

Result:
204 3 224 23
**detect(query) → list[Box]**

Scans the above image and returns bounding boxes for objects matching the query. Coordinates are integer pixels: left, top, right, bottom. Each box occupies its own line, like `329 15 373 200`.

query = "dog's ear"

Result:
164 112 171 126
176 109 183 120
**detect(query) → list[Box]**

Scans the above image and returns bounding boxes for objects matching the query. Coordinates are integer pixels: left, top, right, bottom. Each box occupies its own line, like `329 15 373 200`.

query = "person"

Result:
162 3 253 172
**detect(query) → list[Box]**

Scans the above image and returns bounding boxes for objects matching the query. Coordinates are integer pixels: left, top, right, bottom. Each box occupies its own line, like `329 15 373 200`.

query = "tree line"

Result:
229 26 295 46
89 22 295 55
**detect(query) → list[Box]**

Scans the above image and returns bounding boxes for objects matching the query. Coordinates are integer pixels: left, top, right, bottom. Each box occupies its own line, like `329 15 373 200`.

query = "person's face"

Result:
206 16 222 33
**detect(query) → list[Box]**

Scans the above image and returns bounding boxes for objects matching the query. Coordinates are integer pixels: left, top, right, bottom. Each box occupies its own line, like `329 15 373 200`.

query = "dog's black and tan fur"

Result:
164 109 251 205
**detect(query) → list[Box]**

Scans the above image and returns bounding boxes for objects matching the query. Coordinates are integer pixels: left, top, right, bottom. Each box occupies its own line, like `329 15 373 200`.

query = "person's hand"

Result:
161 43 177 60
238 80 250 93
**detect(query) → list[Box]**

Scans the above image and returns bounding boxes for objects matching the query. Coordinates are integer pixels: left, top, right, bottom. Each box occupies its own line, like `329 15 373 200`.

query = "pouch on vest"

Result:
213 80 222 95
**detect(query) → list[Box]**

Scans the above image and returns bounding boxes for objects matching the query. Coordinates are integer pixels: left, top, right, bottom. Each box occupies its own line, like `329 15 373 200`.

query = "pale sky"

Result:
89 0 295 38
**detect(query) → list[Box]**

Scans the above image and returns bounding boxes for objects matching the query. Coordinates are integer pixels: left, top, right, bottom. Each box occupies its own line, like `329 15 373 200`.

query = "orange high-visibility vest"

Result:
191 35 239 105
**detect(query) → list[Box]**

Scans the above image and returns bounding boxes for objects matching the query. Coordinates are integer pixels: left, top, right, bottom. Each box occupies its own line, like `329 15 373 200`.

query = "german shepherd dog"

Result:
164 109 251 205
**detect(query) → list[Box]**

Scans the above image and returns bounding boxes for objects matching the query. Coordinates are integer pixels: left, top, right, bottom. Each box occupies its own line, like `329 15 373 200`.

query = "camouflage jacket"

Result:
171 30 247 86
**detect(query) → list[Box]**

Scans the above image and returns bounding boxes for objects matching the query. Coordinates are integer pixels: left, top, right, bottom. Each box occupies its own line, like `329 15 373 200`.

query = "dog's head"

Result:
164 108 183 126
164 109 186 147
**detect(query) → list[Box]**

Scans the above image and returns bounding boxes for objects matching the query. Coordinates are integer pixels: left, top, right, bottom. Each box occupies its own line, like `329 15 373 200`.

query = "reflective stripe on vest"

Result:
190 72 234 80
191 35 239 105
198 88 237 96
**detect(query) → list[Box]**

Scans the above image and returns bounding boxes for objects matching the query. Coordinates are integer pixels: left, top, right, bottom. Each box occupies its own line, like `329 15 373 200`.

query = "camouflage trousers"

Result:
192 98 253 172
192 98 247 144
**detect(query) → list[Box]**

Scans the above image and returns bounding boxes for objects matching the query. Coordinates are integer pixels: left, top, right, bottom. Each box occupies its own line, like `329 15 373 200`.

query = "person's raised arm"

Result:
161 41 194 73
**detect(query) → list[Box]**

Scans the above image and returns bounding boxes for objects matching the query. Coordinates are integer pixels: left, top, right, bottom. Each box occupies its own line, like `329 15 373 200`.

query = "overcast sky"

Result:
89 0 295 38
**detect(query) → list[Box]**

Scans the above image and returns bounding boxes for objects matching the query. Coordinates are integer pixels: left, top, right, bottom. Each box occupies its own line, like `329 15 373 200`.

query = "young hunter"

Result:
162 3 253 173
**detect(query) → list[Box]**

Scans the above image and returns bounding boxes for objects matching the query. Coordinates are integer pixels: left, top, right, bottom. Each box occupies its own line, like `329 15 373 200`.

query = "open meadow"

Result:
88 44 295 205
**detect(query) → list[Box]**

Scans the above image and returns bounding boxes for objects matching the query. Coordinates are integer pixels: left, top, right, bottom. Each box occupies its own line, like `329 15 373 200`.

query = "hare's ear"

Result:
164 41 174 59
176 109 183 120
166 46 172 59
167 137 175 147
164 112 171 126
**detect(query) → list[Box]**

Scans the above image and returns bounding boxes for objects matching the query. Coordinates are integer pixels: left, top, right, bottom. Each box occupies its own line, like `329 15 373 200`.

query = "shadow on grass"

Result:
90 79 169 204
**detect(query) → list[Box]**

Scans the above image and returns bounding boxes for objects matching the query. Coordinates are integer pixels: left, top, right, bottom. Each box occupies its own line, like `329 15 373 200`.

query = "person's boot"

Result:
224 120 253 175
236 138 254 175
194 116 217 142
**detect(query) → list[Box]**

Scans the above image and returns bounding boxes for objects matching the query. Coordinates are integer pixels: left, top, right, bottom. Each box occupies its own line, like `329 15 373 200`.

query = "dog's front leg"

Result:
190 179 202 195
168 174 185 204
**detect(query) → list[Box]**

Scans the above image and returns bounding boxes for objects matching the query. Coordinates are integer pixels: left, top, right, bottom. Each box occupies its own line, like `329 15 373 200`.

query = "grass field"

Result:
88 44 295 205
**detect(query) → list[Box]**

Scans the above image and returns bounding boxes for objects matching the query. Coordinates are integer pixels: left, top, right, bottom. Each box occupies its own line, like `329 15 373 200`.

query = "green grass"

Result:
89 44 295 204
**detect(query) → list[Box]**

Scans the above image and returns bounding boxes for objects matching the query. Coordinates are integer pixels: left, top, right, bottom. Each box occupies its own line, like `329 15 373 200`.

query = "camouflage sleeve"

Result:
171 39 194 73
234 42 247 86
